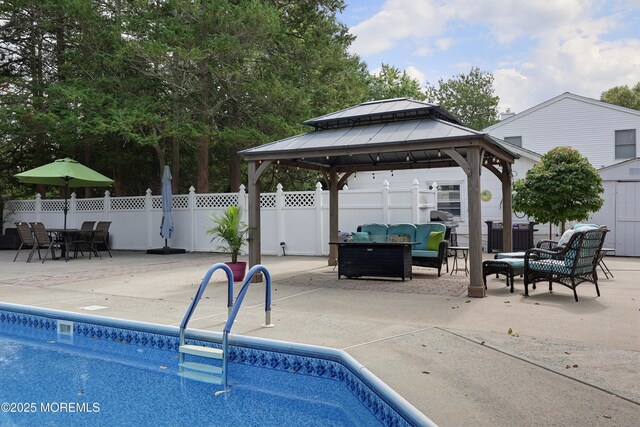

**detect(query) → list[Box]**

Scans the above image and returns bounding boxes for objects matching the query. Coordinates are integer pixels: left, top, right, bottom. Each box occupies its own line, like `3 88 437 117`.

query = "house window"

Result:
504 136 522 147
615 129 636 159
436 184 461 216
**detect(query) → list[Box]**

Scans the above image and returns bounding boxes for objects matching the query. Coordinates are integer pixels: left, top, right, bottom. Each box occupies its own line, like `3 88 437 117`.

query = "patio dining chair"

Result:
91 221 112 259
72 221 96 258
28 222 63 263
13 222 37 262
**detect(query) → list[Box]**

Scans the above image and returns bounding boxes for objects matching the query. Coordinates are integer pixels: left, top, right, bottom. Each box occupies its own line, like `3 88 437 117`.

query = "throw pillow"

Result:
557 229 574 246
388 234 409 243
426 231 444 251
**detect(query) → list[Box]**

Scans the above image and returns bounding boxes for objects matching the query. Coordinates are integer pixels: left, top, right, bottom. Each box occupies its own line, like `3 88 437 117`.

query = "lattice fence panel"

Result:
196 194 238 208
285 192 315 207
173 195 189 209
260 194 276 208
76 199 104 211
6 200 35 212
111 197 146 210
41 200 66 212
152 196 163 209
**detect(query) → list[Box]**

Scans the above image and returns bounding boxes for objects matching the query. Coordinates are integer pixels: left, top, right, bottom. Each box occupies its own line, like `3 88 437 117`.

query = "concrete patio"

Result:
1 249 638 426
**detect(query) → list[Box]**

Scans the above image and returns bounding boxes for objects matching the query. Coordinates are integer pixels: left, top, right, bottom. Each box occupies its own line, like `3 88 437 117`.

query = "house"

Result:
347 92 640 253
483 92 639 170
484 92 640 255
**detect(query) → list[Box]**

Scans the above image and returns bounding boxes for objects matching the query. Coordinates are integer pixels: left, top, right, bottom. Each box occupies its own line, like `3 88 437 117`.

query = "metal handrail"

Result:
222 264 273 389
178 263 234 347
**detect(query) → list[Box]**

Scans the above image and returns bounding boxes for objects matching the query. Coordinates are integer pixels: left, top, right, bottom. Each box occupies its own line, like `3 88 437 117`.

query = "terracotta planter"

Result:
226 261 247 282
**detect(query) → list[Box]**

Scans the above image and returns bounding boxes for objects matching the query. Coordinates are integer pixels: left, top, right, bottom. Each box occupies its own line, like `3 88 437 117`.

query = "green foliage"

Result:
206 205 249 263
0 0 368 196
366 64 426 101
513 147 604 227
425 67 499 130
600 82 640 110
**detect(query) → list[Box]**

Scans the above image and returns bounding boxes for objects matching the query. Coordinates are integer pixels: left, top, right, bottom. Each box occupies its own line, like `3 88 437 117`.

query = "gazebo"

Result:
240 98 519 297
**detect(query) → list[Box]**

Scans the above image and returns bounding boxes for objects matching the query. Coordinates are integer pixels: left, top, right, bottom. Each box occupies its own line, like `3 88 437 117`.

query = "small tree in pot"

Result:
206 205 249 281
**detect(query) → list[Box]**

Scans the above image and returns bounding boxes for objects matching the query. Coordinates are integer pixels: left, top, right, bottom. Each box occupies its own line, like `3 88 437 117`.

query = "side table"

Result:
449 246 469 276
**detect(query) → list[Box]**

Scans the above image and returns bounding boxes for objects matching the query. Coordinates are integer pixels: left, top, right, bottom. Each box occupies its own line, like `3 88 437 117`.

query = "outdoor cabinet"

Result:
486 221 538 253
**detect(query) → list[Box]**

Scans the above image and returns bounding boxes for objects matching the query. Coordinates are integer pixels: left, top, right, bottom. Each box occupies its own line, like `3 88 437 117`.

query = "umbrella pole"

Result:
64 182 69 230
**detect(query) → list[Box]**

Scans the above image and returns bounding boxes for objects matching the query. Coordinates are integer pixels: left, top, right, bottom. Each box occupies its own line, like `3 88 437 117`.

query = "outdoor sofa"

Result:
352 222 449 276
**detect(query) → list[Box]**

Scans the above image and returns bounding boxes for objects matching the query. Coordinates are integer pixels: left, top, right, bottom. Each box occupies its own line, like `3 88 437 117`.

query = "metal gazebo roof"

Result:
240 98 519 298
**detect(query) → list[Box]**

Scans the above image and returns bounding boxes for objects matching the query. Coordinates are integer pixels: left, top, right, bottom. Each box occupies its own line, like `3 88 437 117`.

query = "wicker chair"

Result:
91 221 112 259
29 222 63 263
13 222 37 262
524 228 608 301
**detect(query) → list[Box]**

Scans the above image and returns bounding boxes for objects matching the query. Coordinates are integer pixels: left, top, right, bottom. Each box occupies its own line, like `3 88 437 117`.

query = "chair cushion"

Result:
529 259 571 275
426 231 444 251
351 232 370 242
496 258 525 267
495 252 526 259
412 250 439 258
573 223 599 230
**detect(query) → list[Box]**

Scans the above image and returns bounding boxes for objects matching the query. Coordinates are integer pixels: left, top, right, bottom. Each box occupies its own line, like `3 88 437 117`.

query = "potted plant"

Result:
206 205 249 282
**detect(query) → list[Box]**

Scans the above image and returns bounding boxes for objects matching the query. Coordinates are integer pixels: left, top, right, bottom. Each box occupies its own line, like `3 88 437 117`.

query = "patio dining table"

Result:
47 228 80 262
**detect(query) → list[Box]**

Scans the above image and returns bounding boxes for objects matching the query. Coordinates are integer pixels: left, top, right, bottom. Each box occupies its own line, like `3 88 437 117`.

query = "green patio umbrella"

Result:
15 158 114 230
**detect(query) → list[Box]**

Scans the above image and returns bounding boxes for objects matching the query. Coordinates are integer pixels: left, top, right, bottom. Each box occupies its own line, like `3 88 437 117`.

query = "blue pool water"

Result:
0 305 432 426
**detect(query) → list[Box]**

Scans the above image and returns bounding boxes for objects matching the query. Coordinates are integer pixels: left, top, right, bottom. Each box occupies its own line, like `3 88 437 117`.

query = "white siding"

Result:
486 95 640 169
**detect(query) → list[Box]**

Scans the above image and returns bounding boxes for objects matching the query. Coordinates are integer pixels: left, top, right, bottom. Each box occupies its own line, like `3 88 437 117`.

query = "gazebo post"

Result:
467 146 485 297
328 167 339 266
501 161 513 252
248 161 263 282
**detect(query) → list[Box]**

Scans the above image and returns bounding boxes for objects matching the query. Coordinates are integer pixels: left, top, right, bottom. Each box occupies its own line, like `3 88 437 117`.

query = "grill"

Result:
430 210 459 246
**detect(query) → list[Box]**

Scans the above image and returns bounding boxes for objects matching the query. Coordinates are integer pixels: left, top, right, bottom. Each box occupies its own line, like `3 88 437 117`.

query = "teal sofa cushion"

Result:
361 223 388 241
388 223 417 242
415 223 446 251
351 232 370 242
411 250 439 258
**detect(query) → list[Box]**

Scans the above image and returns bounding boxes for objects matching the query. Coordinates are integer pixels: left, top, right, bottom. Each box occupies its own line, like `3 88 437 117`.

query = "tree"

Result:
513 147 604 232
600 82 640 110
425 67 499 130
366 64 425 101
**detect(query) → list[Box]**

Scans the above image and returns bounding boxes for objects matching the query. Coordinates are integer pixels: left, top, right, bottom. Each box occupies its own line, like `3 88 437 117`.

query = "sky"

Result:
339 0 640 115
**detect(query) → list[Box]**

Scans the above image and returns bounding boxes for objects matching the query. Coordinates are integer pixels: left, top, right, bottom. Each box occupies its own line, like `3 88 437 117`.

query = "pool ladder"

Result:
177 263 273 390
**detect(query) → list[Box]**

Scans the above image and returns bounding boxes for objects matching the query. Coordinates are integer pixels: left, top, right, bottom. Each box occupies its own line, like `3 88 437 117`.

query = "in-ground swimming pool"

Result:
0 303 433 426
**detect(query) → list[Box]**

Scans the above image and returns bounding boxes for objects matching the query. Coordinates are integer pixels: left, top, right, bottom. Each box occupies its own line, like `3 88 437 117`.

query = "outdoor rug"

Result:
277 266 469 297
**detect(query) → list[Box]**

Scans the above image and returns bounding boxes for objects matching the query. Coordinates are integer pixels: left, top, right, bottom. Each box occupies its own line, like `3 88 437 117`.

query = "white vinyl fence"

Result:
4 180 437 256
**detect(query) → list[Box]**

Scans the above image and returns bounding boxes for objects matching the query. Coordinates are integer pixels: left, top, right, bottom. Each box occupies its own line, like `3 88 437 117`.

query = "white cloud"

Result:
347 0 640 113
405 65 427 86
349 0 455 56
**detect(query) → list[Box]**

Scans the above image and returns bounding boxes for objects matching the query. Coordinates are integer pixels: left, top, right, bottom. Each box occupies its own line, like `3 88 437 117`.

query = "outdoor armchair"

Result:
524 228 607 301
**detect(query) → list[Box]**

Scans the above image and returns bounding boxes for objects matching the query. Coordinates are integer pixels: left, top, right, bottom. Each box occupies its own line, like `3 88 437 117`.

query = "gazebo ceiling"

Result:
240 98 518 173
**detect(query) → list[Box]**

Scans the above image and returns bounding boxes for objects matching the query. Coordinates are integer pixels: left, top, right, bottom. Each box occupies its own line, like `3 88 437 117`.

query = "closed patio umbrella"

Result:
147 165 185 255
160 165 174 240
14 158 114 230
